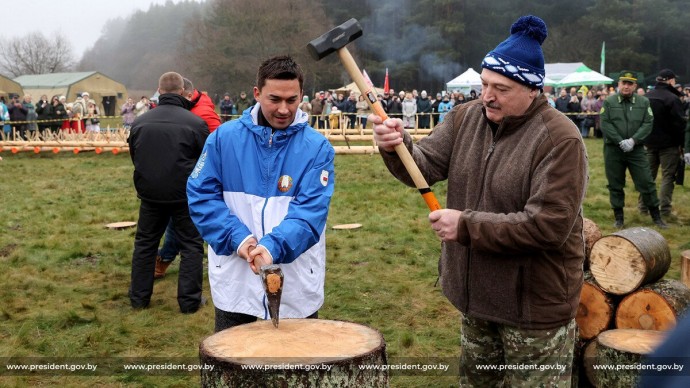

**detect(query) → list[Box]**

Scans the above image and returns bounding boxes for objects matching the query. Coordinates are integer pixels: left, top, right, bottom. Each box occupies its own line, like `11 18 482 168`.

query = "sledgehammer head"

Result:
307 18 363 61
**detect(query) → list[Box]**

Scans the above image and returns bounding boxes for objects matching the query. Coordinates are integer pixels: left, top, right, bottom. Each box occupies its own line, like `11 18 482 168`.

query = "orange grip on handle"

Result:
370 98 389 122
421 191 442 211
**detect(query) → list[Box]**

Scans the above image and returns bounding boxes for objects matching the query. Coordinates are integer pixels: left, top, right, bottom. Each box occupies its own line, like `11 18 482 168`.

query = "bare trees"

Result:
0 32 75 77
179 0 343 97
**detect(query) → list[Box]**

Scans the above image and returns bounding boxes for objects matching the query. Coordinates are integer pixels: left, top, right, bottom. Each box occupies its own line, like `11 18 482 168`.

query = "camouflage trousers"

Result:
459 314 577 387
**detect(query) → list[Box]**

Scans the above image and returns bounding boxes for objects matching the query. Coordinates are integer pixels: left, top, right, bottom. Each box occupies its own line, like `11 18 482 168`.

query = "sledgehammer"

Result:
307 19 441 211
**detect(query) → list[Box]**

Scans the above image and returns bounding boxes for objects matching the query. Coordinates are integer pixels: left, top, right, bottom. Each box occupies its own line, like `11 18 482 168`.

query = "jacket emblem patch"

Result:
278 175 293 192
320 170 329 187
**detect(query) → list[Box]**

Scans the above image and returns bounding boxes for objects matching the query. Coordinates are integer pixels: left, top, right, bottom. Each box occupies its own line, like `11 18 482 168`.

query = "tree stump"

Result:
681 250 690 289
594 329 666 387
577 272 617 340
199 319 389 387
583 217 602 270
615 279 690 331
589 227 670 295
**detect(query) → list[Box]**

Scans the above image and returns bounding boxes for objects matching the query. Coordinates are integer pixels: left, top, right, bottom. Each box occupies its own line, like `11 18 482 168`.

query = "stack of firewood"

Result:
574 220 690 387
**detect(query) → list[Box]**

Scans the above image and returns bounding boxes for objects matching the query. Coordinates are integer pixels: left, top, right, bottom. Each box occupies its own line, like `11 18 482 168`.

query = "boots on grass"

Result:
154 255 172 279
613 208 624 229
649 207 668 229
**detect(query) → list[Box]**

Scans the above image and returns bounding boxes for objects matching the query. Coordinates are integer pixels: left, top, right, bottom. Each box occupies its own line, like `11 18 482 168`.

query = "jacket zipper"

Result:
623 100 630 137
261 129 275 321
261 130 274 237
465 132 498 311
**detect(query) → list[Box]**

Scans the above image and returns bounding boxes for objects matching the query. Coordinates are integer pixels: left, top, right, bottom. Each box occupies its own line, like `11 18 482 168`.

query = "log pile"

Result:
574 225 690 387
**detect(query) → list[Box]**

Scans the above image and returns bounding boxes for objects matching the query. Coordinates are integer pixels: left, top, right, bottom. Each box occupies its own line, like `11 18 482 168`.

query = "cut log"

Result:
594 329 666 387
573 338 596 388
681 250 690 289
581 339 598 388
589 227 670 295
200 319 388 387
583 218 602 270
105 221 137 230
615 279 690 331
332 223 363 230
577 272 617 340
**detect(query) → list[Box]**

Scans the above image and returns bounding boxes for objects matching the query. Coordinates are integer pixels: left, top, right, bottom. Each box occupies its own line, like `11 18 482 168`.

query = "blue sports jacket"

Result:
187 104 335 318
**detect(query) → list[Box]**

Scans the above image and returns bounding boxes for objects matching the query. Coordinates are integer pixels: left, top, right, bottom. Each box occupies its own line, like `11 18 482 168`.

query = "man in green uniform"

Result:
600 71 667 229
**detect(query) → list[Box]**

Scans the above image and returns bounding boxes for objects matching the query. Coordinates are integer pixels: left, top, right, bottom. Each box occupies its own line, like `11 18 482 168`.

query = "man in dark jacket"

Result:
127 71 209 313
386 95 402 119
554 88 570 114
430 93 441 126
154 77 221 279
641 69 686 217
8 95 28 140
234 91 252 114
219 93 234 123
416 90 432 129
342 93 357 129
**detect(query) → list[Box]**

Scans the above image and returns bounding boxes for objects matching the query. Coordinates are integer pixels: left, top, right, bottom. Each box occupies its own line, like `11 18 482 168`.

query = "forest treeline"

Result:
77 0 690 98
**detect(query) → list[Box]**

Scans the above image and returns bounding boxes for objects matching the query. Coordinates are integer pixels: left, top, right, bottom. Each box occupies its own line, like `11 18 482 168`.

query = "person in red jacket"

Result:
185 79 220 133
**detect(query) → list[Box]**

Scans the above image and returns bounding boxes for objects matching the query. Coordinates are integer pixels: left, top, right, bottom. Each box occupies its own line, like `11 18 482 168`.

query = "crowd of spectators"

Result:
3 82 689 140
550 83 690 138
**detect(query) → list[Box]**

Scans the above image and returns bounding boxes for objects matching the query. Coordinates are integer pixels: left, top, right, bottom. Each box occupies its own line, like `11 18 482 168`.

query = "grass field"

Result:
1 138 690 387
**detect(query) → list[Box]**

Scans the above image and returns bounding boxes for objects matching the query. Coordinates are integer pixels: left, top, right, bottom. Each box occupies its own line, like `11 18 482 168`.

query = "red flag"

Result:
383 68 390 94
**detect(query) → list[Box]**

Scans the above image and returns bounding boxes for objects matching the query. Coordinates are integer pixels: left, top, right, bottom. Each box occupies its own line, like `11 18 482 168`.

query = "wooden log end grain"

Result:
589 227 671 295
577 276 616 340
200 319 389 387
594 329 667 387
615 279 690 331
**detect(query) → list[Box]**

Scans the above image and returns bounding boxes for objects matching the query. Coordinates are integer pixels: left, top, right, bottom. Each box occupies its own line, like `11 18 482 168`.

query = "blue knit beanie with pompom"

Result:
481 15 547 89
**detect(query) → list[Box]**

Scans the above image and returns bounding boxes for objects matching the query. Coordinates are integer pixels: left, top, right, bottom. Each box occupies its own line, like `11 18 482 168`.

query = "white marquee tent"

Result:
545 62 585 83
446 68 482 93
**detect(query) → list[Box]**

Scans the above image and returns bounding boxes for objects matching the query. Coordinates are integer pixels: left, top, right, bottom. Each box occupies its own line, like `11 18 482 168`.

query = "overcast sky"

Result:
1 0 202 59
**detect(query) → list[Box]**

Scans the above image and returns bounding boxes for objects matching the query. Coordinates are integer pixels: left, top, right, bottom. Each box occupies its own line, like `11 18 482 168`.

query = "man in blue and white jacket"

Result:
187 55 335 332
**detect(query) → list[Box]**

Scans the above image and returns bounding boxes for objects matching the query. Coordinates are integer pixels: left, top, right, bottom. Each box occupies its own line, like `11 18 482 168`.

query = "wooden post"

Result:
681 250 690 288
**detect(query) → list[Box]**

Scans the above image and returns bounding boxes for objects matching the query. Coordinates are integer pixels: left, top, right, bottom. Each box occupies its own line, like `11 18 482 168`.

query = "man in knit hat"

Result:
370 15 586 386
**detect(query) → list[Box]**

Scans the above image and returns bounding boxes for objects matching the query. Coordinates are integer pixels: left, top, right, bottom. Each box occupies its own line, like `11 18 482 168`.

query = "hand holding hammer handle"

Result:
337 49 441 211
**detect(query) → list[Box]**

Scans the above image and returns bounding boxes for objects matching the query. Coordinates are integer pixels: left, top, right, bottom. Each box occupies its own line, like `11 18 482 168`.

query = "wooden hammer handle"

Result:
337 47 441 211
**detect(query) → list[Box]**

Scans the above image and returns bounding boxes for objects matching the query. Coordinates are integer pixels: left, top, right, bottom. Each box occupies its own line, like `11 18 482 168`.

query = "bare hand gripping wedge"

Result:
259 264 283 328
307 19 441 211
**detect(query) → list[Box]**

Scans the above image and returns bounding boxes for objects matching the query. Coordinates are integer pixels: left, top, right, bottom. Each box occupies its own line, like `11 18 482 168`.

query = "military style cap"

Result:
657 68 677 82
619 71 637 82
